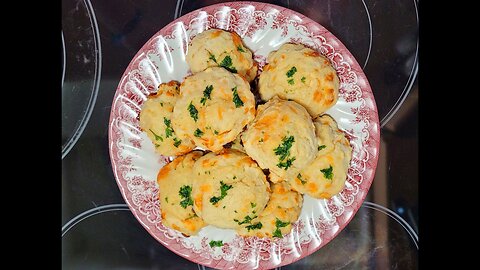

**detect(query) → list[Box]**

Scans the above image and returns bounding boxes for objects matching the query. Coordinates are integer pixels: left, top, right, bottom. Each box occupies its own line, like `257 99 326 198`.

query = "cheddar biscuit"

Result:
191 149 270 229
186 29 258 82
288 115 352 199
139 81 196 156
157 151 206 236
258 43 339 117
241 96 317 182
171 67 256 152
237 181 303 238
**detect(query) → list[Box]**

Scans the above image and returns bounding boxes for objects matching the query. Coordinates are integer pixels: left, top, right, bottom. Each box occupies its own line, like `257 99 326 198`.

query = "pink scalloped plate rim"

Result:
108 1 380 269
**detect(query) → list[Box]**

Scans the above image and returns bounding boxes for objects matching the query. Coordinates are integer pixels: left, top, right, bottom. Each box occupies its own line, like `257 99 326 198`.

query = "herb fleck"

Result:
301 76 306 83
246 222 263 231
274 136 295 161
164 117 174 138
320 165 333 180
210 181 233 205
208 51 217 63
194 128 204 138
232 86 244 107
250 202 257 208
287 78 295 85
165 197 169 203
272 218 290 238
318 145 326 151
277 157 296 170
286 66 297 77
219 55 237 73
209 240 223 248
149 129 163 142
237 45 246 52
297 173 306 185
179 185 193 208
234 214 257 225
200 85 213 106
214 130 219 135
173 138 182 147
185 213 198 220
188 102 198 122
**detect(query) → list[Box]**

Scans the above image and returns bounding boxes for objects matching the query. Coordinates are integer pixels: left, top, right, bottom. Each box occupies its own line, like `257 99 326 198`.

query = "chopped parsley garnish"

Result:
277 157 296 170
179 185 193 209
286 66 297 77
149 129 163 142
200 85 213 106
297 173 306 185
272 228 283 238
194 128 204 138
208 51 217 63
272 218 290 238
209 240 224 248
219 55 237 73
301 76 306 83
259 138 264 142
274 136 295 161
237 45 246 52
214 130 219 135
165 197 169 203
245 222 263 231
164 117 174 138
233 176 237 179
188 102 198 122
318 145 326 151
173 138 182 147
185 213 198 220
232 86 244 107
320 165 334 180
287 78 295 85
209 181 233 205
234 214 257 225
250 202 256 208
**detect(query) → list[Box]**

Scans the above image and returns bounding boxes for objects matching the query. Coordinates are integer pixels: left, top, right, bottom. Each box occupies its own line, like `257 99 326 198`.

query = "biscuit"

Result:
288 115 353 199
241 96 317 181
258 43 339 117
157 151 206 236
187 29 258 81
237 181 303 238
191 149 271 229
139 81 196 156
172 67 256 152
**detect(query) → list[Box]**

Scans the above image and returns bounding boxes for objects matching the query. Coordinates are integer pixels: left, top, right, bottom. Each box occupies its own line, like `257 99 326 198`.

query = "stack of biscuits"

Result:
139 29 352 238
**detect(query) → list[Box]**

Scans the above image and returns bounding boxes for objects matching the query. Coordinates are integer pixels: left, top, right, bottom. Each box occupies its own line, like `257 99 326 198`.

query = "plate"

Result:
108 1 380 269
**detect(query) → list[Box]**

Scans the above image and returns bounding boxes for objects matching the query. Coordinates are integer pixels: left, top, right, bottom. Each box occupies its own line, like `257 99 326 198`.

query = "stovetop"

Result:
62 0 418 269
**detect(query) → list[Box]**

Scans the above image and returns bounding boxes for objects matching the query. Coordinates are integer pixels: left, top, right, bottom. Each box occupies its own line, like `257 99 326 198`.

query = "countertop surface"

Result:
62 0 418 269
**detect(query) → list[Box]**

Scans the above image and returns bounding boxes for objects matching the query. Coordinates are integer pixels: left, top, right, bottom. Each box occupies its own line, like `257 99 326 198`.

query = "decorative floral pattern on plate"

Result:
108 2 379 269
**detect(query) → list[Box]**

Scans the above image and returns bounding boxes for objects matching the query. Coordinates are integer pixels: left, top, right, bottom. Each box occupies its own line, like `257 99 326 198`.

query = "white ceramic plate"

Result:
109 2 380 269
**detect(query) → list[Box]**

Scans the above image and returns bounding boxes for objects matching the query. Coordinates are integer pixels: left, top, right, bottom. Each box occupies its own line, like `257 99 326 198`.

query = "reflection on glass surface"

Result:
61 0 101 158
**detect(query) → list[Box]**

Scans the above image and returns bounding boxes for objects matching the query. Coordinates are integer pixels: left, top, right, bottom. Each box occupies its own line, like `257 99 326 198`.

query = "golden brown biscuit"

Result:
139 81 196 156
241 96 317 182
187 29 258 81
157 151 206 236
191 149 271 229
237 181 303 238
171 67 256 152
288 115 352 199
258 43 339 117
